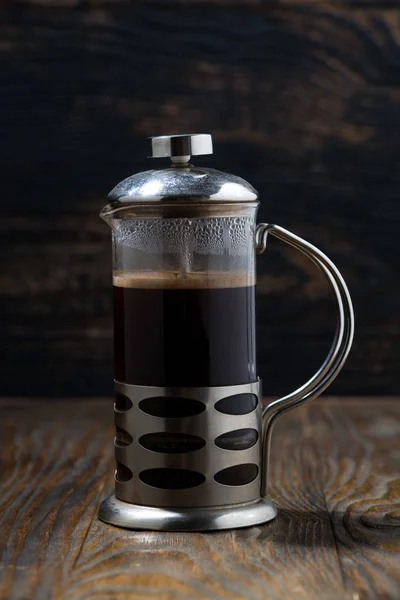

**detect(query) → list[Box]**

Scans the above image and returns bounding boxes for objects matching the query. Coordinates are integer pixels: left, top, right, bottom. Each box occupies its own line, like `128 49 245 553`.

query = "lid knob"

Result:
148 133 213 164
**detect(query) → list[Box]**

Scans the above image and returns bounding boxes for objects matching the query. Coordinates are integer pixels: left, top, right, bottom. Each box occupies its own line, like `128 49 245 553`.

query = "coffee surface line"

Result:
113 270 255 290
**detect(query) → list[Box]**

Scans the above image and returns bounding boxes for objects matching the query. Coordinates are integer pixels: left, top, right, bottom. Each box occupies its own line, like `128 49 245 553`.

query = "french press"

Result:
98 133 354 531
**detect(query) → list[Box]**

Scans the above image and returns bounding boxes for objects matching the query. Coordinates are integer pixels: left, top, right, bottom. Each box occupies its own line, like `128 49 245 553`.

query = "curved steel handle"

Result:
256 223 355 497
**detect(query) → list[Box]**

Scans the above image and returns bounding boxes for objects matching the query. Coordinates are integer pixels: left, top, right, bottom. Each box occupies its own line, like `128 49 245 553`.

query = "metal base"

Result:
98 495 277 532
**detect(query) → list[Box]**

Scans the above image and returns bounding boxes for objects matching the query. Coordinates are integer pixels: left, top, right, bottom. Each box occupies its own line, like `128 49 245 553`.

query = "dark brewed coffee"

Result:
113 271 257 388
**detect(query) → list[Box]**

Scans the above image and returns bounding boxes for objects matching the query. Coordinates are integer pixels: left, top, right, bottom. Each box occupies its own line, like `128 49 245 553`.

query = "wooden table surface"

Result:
0 398 399 600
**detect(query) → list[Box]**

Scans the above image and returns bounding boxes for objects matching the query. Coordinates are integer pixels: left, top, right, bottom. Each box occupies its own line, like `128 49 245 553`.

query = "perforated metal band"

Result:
114 380 262 508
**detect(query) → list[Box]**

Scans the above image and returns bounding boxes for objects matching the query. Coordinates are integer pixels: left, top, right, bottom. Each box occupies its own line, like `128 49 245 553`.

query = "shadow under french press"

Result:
232 508 339 548
235 507 400 550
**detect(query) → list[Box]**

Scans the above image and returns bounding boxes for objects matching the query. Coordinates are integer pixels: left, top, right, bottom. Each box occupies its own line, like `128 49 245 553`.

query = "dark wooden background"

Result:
1 1 399 397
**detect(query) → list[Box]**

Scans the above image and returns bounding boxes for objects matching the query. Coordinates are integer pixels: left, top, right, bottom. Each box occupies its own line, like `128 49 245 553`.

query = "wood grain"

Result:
3 5 400 211
0 398 348 600
9 0 400 8
1 4 400 396
1 398 399 599
0 400 112 600
309 399 400 600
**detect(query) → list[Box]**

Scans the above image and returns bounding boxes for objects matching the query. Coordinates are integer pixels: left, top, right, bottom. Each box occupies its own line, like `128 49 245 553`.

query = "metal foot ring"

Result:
98 495 277 532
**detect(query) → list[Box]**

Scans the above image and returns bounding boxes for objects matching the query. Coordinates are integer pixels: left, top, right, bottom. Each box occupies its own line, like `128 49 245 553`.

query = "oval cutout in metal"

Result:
215 429 258 451
139 468 205 490
115 462 133 482
214 464 259 486
139 432 205 454
215 394 257 415
139 397 205 418
115 392 133 412
115 427 133 447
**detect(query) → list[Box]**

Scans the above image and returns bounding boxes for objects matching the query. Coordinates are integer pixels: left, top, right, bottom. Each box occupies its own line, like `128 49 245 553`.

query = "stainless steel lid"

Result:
107 134 258 204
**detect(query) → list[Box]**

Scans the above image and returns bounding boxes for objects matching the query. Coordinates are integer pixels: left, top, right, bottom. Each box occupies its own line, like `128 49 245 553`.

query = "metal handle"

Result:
255 223 355 497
